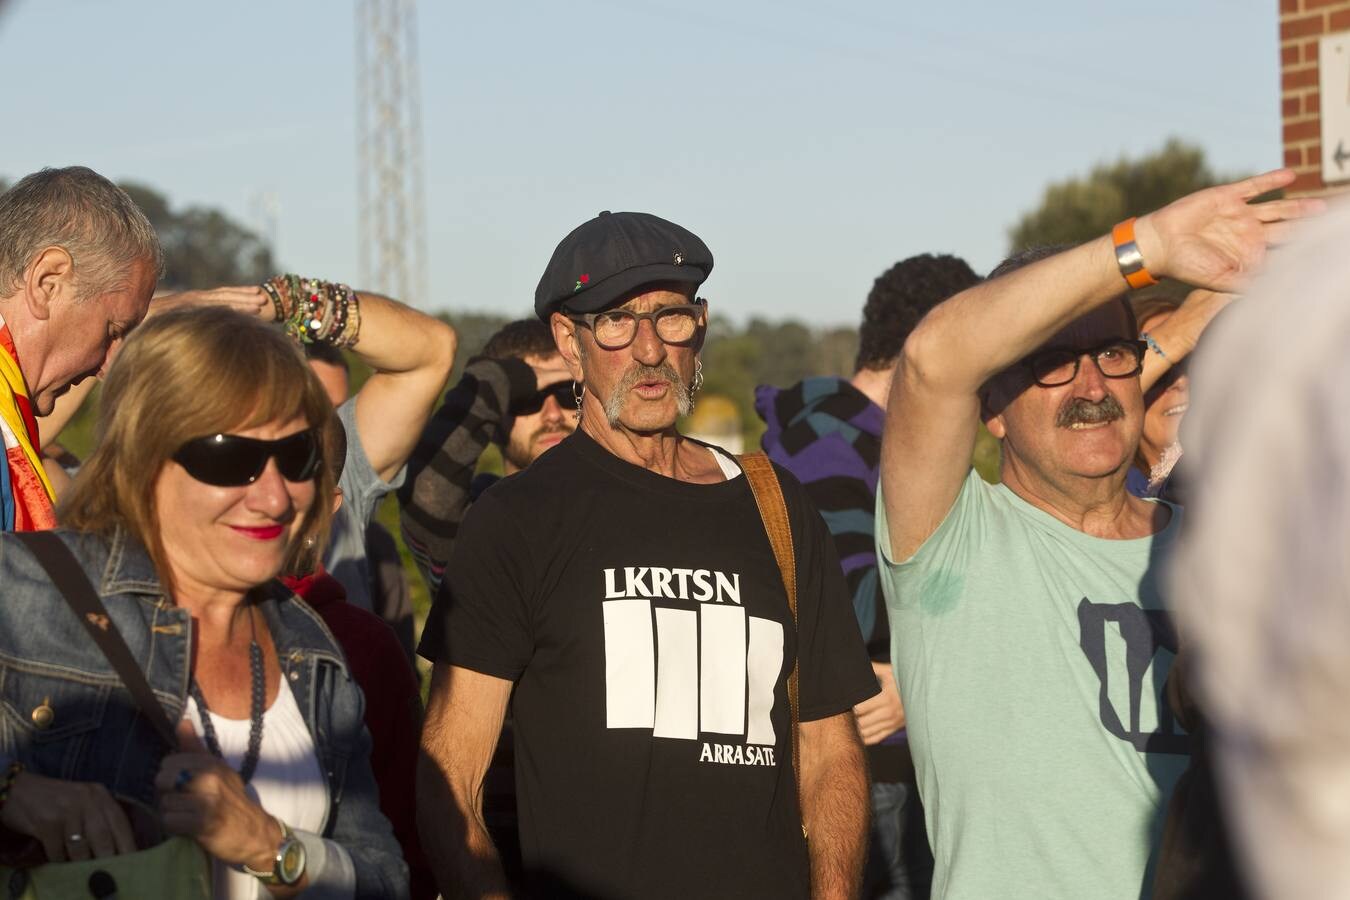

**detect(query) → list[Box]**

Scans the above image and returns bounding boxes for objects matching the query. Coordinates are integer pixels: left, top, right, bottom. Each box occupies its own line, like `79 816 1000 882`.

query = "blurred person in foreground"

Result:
876 169 1315 899
1169 197 1350 900
0 166 160 531
400 317 575 597
418 211 878 899
0 306 407 896
1125 284 1235 498
756 252 981 899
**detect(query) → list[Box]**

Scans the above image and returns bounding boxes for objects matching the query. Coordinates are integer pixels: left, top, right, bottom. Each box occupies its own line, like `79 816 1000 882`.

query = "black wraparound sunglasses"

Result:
172 430 321 487
512 381 573 416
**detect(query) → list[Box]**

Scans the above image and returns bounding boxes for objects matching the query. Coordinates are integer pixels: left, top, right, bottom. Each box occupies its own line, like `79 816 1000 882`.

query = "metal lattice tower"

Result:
356 0 428 306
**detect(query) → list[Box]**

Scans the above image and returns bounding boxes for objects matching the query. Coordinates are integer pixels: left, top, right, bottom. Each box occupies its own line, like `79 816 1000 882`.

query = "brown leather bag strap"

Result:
737 451 807 838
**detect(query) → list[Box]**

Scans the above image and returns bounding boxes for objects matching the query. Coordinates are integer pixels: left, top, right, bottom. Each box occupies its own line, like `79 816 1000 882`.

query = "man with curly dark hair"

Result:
756 253 979 900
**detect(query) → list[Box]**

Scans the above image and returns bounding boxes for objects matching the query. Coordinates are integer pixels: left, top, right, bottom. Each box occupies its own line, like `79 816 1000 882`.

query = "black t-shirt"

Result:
420 429 878 899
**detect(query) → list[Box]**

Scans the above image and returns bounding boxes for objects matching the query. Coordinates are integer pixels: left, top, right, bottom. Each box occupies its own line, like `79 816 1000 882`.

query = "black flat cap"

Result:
534 211 713 321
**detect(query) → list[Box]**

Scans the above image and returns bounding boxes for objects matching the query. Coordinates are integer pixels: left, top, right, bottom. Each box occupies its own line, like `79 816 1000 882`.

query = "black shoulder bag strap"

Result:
14 531 177 748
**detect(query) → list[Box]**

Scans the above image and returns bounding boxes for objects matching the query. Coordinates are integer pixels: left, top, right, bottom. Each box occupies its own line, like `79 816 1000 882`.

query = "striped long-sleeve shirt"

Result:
398 355 536 597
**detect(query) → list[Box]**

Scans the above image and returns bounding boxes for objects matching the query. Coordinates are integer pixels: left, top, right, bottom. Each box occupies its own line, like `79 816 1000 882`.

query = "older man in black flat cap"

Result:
417 211 877 900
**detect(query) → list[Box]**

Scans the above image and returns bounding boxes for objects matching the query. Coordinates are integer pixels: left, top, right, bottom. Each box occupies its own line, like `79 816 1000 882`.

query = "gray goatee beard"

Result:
604 363 693 427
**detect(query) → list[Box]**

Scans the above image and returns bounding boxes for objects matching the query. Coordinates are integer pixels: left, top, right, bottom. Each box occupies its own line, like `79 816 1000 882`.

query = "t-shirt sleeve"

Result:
782 468 882 721
416 490 535 681
337 396 407 524
875 468 989 609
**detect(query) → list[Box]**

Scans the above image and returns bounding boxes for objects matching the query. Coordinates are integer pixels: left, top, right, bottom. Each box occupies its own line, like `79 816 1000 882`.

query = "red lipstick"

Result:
231 524 285 540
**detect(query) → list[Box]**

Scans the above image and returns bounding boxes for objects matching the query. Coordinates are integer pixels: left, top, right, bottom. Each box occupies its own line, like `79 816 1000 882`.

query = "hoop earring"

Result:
572 381 585 419
691 357 704 396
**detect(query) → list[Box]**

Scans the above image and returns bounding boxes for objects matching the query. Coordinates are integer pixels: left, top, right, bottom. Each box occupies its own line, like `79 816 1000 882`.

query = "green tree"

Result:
119 182 274 290
1008 138 1222 252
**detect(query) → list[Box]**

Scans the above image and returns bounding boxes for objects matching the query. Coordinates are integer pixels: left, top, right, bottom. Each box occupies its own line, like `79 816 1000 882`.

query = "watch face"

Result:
279 837 307 885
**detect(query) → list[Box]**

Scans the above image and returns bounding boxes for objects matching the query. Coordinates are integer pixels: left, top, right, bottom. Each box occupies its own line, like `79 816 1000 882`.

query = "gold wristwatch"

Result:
242 818 307 886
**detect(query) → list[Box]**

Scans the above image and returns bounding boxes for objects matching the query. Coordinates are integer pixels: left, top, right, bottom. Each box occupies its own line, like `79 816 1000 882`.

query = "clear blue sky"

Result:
0 0 1279 326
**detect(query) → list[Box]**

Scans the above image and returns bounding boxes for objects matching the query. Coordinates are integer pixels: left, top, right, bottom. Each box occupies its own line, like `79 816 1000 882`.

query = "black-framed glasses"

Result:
568 300 706 351
512 381 573 416
172 430 321 487
1023 339 1148 387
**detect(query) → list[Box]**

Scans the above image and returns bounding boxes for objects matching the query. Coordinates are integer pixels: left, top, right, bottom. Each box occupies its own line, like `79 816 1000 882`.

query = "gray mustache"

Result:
1056 395 1125 428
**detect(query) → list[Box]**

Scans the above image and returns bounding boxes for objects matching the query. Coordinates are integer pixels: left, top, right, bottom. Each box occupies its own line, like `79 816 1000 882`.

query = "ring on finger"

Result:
174 768 194 792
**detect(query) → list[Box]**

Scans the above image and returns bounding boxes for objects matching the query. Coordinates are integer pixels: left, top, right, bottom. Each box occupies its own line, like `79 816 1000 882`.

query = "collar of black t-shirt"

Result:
564 426 745 503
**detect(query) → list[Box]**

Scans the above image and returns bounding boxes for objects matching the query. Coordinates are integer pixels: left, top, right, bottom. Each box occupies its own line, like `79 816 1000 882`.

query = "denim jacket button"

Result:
30 701 54 730
289 671 299 682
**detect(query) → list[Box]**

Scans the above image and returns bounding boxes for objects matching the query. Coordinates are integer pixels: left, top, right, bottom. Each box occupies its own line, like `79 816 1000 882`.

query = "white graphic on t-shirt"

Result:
601 567 784 760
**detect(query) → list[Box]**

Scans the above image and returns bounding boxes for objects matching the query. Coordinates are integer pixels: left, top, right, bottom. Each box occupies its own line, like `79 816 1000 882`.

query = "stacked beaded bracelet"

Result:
0 760 23 815
261 280 286 323
262 275 363 348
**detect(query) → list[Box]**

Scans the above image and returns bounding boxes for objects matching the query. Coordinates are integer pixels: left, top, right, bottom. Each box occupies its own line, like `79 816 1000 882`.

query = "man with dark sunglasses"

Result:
873 170 1320 900
417 212 878 900
399 317 575 597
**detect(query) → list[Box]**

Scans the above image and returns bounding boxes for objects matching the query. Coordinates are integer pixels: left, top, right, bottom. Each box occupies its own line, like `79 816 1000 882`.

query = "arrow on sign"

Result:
1338 141 1350 171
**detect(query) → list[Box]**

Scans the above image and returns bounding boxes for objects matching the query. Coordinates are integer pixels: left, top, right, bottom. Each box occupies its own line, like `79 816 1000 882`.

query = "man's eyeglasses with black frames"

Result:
1022 339 1149 387
567 300 707 351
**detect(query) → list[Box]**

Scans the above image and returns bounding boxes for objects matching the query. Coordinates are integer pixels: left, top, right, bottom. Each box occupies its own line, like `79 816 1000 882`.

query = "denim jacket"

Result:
0 527 409 898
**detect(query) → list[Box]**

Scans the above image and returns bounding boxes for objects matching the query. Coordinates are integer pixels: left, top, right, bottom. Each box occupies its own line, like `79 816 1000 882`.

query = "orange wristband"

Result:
1111 217 1158 290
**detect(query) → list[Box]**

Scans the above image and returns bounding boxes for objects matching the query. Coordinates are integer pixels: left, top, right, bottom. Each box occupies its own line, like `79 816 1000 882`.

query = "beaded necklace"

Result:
190 605 265 784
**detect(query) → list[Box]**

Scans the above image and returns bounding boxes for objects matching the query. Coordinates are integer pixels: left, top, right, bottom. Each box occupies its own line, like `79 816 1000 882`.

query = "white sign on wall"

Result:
1321 32 1350 184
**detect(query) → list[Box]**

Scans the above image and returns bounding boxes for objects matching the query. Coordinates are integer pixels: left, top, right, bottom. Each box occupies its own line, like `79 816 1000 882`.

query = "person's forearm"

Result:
416 754 509 900
399 359 525 595
1137 289 1234 394
800 716 870 900
904 235 1122 396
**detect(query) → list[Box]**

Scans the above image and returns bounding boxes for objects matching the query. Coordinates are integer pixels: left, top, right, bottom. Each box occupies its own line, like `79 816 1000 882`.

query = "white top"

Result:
709 445 742 480
186 679 330 899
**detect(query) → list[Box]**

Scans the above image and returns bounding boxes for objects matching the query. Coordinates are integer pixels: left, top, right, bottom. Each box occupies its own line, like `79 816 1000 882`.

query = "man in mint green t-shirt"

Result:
874 169 1314 899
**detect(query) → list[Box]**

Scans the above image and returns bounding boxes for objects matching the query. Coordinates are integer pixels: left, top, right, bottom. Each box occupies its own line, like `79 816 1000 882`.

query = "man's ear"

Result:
23 246 76 321
550 311 585 381
983 409 1007 440
979 383 1007 440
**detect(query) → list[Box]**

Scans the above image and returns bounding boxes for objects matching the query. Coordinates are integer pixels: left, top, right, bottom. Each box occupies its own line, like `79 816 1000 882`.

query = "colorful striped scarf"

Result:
0 320 56 531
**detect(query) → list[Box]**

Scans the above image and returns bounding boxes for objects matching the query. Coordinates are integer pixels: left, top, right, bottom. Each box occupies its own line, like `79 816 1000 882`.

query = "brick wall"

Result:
1281 0 1350 195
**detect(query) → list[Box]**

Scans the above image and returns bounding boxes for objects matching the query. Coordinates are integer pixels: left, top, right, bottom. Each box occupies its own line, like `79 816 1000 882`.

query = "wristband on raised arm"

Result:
1112 217 1159 290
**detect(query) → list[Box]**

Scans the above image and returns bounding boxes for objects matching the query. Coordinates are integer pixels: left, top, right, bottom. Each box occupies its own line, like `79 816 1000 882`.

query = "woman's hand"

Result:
0 771 136 861
154 750 283 873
